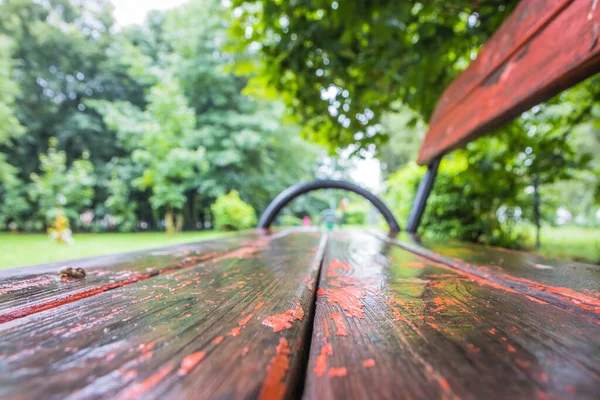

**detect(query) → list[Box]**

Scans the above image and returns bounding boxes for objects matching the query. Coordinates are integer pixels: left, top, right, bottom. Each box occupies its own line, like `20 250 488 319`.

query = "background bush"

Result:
342 203 367 226
211 190 257 231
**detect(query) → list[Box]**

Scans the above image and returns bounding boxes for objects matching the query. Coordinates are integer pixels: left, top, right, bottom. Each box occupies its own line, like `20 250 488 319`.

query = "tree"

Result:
0 34 27 230
0 0 146 177
229 0 518 153
29 138 95 228
91 77 207 233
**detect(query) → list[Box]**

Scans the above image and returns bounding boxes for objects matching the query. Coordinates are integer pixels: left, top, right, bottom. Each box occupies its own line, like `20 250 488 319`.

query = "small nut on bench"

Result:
59 267 86 279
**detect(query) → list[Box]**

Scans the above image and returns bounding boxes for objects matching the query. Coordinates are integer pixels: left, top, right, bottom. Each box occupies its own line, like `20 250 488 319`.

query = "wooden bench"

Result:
1 1 599 399
0 229 598 399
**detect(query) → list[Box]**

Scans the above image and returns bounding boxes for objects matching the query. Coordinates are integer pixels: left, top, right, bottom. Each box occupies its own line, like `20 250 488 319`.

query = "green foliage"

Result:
0 35 23 147
277 214 303 227
229 0 518 153
211 190 257 231
28 139 95 227
0 0 142 177
105 169 137 232
342 203 367 225
0 167 30 230
387 152 524 247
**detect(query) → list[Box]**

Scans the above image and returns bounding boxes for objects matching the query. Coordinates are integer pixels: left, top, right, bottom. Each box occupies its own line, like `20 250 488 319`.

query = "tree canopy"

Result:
229 0 518 152
0 0 325 233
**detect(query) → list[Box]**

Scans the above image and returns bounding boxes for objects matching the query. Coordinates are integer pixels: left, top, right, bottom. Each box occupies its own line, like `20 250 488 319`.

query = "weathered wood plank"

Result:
0 230 325 400
0 233 259 322
304 231 600 400
412 235 600 297
384 232 600 316
418 0 600 165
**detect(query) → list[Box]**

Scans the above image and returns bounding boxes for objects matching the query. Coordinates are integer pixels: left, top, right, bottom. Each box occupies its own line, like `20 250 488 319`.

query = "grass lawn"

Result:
0 230 236 270
530 225 600 265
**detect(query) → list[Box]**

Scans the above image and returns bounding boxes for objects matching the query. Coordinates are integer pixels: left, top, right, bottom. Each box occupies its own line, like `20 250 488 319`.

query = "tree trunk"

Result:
175 213 184 233
165 208 174 234
183 190 198 230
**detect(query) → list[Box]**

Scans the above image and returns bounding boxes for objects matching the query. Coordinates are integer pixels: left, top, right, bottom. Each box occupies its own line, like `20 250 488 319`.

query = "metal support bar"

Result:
406 157 441 233
258 179 401 233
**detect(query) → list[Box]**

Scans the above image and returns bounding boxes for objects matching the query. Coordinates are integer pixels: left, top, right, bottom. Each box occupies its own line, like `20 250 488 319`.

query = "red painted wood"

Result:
406 234 600 300
0 234 259 322
0 230 325 399
418 0 600 165
382 232 600 316
304 231 599 399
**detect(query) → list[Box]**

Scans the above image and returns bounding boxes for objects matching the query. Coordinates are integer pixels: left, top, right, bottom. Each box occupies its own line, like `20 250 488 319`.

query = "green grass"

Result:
0 231 236 270
528 225 600 265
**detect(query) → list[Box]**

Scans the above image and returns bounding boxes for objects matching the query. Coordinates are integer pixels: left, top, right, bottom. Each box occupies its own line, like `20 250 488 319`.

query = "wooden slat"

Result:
418 0 600 165
304 231 599 400
412 235 600 298
0 230 325 399
385 232 600 315
0 234 259 322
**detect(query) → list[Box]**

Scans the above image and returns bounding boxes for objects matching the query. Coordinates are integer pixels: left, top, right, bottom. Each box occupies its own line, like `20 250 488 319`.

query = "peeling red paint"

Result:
318 287 365 319
178 352 206 375
138 342 156 352
228 327 241 337
303 274 316 291
0 275 56 295
239 313 254 326
489 328 497 335
117 364 174 399
258 338 290 400
439 378 451 392
427 322 440 330
327 259 352 278
0 274 152 324
255 302 265 310
516 359 530 368
329 367 347 377
329 312 348 336
466 343 480 353
314 343 333 377
213 336 224 344
507 344 516 353
213 246 258 262
363 359 376 368
262 302 305 332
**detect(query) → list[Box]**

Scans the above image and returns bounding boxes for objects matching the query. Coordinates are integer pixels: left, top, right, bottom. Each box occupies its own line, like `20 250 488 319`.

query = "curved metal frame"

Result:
257 179 401 233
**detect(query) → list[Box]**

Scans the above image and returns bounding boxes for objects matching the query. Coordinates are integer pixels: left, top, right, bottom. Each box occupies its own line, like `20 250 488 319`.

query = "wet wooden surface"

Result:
418 0 600 164
305 231 599 400
0 230 325 399
1 228 599 399
387 232 600 315
0 234 258 322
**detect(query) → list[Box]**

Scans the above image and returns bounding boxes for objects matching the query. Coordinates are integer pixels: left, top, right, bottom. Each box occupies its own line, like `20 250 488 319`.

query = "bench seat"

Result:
0 229 598 399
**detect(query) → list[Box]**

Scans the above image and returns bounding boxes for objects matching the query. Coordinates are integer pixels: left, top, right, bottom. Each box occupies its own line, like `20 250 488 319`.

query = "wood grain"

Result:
383 232 600 316
418 0 600 164
0 230 325 400
0 233 259 322
413 235 600 297
304 231 600 400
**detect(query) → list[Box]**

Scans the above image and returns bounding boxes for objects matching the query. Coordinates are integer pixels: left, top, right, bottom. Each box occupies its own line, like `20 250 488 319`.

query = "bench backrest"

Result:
417 0 600 165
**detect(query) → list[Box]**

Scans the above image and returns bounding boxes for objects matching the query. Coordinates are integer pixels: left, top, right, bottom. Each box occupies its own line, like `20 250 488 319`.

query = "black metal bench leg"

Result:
406 157 441 234
257 179 401 233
